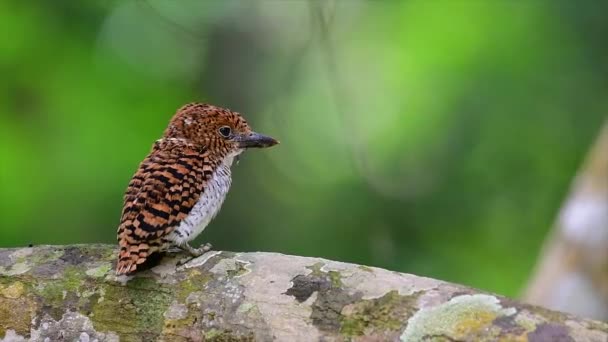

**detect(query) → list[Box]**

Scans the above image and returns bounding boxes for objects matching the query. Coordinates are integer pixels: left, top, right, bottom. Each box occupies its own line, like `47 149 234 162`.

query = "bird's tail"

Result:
116 243 150 275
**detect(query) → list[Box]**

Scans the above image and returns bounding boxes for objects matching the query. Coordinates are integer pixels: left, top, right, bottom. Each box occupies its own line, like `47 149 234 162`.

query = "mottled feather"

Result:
116 139 214 274
116 103 277 275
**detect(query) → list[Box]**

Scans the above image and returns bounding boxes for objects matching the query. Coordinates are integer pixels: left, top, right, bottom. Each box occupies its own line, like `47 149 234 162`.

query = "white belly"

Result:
168 158 234 246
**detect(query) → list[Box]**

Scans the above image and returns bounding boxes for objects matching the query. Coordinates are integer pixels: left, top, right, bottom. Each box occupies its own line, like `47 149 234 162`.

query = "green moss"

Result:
0 298 33 337
28 265 106 323
176 269 211 302
0 283 36 337
341 290 421 337
0 276 13 286
358 265 374 273
63 266 84 292
292 262 358 333
304 262 344 288
203 329 255 341
35 281 66 306
160 265 238 339
161 302 199 338
0 281 25 299
305 262 325 276
91 277 172 341
85 263 112 278
32 266 86 312
205 329 222 339
526 303 568 325
28 248 65 265
311 288 357 332
226 261 249 278
304 263 342 288
80 245 117 262
328 271 343 288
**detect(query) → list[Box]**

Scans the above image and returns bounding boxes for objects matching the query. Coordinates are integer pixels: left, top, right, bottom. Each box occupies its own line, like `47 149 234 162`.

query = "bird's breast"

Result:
169 160 233 245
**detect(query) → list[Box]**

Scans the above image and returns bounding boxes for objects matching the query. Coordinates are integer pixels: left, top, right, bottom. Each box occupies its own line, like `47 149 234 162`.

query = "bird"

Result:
115 103 278 275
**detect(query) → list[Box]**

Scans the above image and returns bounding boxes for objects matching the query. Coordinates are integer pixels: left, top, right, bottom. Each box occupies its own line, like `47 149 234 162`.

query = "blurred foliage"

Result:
1 1 607 297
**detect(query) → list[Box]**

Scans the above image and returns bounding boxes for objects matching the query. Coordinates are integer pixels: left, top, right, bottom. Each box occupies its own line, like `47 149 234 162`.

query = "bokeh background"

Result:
1 0 607 305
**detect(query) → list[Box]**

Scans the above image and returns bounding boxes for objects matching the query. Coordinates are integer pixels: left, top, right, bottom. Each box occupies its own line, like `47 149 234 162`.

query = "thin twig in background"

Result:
139 0 209 42
314 1 436 198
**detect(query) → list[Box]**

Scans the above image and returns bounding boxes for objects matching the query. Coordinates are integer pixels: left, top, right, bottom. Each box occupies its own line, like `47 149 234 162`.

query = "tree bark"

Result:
524 120 608 321
0 245 606 342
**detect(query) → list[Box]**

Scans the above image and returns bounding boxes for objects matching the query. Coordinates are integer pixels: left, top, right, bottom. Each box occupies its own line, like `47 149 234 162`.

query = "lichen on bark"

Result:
0 245 606 341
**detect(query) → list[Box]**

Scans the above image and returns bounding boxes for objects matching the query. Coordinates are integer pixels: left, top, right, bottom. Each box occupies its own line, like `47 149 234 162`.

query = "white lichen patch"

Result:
221 282 243 304
234 254 253 278
85 263 111 278
0 262 31 276
210 258 238 275
113 274 133 286
9 248 33 262
164 300 189 320
237 302 255 314
80 289 97 299
1 329 27 342
97 287 106 303
151 261 180 282
513 310 545 331
79 332 89 342
185 291 204 307
209 257 252 278
320 260 355 275
30 311 118 342
400 294 517 341
181 251 222 269
234 253 324 341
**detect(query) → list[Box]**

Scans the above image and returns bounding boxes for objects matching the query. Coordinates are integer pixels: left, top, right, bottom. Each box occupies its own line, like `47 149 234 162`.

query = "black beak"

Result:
236 132 279 148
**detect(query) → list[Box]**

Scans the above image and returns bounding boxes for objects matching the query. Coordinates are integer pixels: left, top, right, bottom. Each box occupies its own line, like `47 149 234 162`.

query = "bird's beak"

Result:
236 132 279 148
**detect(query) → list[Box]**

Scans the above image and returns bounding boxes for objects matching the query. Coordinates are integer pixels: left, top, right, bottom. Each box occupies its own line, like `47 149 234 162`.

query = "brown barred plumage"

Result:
116 103 278 275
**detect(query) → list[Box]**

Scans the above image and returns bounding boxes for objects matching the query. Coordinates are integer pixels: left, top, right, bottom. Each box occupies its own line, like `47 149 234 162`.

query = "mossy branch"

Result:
0 245 606 341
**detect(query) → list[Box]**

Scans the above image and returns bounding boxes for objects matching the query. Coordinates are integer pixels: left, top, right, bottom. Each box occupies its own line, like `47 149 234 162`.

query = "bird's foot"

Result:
182 242 213 257
176 243 213 266
166 247 182 254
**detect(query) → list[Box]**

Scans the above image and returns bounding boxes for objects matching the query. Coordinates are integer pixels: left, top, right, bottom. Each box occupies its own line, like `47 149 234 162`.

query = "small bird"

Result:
116 103 278 275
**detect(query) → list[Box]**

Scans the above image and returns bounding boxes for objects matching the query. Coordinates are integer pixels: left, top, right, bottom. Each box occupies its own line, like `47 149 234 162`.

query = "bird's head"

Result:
164 103 279 157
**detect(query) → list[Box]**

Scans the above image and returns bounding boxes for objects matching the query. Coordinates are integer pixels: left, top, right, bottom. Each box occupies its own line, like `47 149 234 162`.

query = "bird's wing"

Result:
116 148 213 275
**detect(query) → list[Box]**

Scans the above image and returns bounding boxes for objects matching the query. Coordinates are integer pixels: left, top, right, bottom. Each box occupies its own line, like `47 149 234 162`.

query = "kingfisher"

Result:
116 103 278 275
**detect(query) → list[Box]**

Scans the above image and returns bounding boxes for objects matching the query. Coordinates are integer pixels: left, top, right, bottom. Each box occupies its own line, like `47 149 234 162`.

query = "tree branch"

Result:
524 119 608 321
0 245 606 341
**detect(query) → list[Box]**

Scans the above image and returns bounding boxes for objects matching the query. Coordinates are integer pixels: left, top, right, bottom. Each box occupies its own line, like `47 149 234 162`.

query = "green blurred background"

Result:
1 1 606 298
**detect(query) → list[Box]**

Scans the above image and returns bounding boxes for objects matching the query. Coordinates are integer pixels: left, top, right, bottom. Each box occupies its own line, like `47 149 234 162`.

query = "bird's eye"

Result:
218 126 232 138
